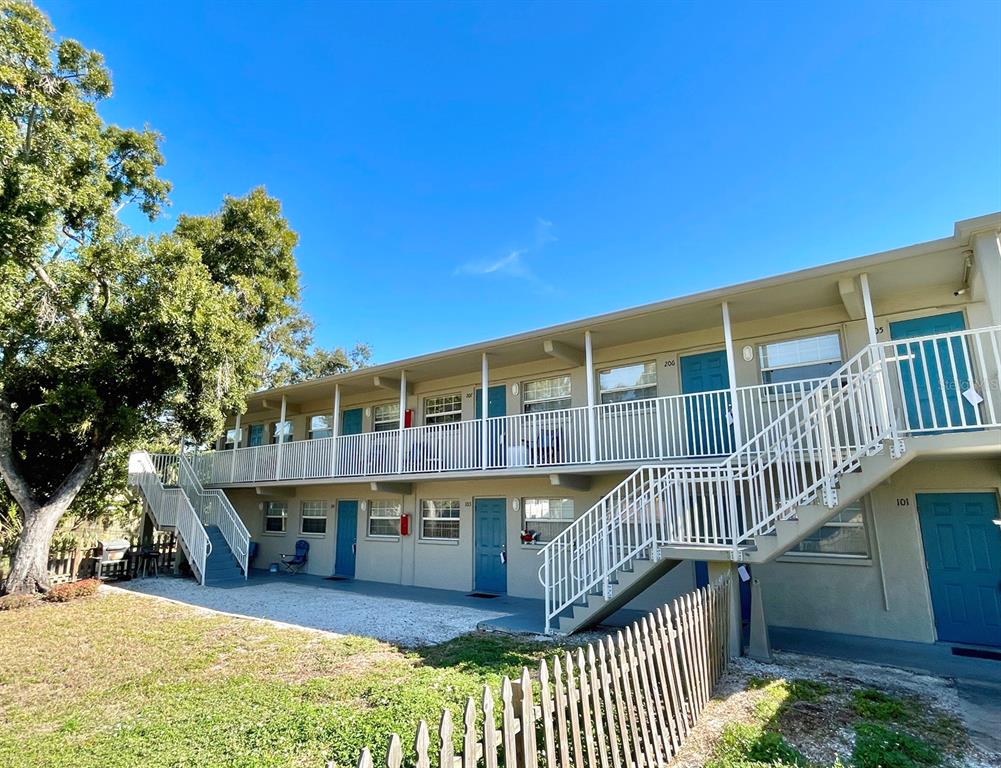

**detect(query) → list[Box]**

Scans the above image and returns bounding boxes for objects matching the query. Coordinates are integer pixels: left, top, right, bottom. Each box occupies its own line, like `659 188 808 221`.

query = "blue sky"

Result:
45 0 1001 363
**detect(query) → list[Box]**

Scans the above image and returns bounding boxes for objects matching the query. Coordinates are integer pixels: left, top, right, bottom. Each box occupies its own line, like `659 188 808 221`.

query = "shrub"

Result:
708 722 808 767
851 688 912 722
43 578 100 603
852 723 942 768
0 593 37 611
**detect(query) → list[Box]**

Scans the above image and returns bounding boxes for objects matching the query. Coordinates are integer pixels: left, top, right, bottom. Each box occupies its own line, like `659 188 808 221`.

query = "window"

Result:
223 428 241 450
522 497 575 543
309 415 333 440
300 500 327 535
523 375 571 413
420 499 461 540
373 403 400 432
368 500 401 537
599 361 658 404
271 421 293 443
788 500 869 558
424 394 463 425
759 333 842 384
248 424 265 447
264 501 288 533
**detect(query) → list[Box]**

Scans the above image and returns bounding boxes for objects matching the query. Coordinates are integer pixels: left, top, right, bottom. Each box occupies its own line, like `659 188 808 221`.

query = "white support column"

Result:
859 272 878 346
584 330 597 463
481 353 489 470
330 384 341 477
230 412 241 482
276 394 287 481
721 301 743 448
397 371 407 474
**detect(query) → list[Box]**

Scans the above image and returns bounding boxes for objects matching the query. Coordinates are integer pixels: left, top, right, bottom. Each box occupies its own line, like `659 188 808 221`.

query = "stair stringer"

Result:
557 557 684 635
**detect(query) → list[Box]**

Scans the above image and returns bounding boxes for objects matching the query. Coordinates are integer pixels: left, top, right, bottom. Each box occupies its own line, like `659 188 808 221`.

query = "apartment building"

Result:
130 212 1001 648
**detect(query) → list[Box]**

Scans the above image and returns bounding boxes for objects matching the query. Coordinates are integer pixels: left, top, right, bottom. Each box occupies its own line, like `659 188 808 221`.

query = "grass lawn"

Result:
0 590 553 768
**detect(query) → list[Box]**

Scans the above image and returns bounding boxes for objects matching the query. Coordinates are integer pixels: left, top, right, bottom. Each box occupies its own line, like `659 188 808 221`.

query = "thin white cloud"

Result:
455 218 557 292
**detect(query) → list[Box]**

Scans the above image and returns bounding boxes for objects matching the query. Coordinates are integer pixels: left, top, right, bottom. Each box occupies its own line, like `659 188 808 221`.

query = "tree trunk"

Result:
2 502 67 594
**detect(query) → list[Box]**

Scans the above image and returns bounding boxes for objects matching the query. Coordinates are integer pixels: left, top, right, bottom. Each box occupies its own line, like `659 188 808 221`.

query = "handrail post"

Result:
543 552 552 634
397 370 407 475
727 471 740 559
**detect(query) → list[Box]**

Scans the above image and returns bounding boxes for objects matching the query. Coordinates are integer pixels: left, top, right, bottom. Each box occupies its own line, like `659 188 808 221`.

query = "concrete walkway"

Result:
770 626 1001 756
120 570 545 646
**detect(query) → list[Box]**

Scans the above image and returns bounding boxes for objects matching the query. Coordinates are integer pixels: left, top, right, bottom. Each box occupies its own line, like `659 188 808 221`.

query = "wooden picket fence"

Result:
342 576 732 768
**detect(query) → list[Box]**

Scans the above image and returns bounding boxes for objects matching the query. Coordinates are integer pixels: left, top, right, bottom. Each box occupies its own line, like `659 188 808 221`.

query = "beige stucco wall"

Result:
755 457 1001 643
227 473 697 610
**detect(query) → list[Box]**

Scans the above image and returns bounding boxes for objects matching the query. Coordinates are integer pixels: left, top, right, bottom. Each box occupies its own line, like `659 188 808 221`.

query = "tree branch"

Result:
25 259 86 338
0 396 39 516
46 442 104 511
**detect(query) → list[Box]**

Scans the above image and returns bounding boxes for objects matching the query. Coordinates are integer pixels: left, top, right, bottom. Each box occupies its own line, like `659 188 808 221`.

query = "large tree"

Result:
0 2 303 594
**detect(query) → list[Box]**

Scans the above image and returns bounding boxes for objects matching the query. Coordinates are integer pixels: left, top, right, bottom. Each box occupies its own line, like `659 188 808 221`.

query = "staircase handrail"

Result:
177 454 251 578
128 450 212 585
538 339 898 631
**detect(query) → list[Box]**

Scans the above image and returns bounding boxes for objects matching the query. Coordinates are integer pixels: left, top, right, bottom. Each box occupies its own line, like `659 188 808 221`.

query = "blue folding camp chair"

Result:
279 539 309 575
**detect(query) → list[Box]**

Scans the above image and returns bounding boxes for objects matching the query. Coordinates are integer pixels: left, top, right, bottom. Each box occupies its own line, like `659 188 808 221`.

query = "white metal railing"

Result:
128 451 211 585
177 454 250 578
192 380 836 485
538 326 1001 632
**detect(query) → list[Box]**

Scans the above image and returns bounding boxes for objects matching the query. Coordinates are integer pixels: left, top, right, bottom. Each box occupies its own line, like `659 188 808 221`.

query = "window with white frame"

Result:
523 375 571 413
264 501 288 533
759 333 842 384
223 428 241 450
308 415 333 440
522 497 575 543
373 403 400 432
599 361 658 404
271 421 293 444
420 499 460 540
788 499 869 558
368 499 401 537
424 394 462 425
300 500 327 535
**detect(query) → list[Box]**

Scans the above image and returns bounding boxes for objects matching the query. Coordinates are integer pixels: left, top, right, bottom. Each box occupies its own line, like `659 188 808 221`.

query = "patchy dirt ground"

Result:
670 651 998 768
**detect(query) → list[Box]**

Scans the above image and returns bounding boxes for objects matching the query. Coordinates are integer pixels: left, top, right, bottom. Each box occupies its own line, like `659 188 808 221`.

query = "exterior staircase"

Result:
128 451 250 586
541 326 1001 634
203 526 248 586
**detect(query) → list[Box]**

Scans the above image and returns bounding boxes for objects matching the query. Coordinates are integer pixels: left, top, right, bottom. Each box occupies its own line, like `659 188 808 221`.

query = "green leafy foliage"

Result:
851 723 942 768
850 688 913 722
708 722 808 768
0 2 336 593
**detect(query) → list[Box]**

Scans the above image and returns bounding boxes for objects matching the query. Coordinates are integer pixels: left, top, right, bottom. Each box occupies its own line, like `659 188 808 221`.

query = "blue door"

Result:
334 500 358 578
476 386 507 467
918 493 1001 646
680 350 733 455
890 312 977 432
341 408 363 436
474 498 507 593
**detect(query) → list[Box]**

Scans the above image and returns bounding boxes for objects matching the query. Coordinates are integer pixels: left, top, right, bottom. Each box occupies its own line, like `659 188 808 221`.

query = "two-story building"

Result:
130 212 1001 650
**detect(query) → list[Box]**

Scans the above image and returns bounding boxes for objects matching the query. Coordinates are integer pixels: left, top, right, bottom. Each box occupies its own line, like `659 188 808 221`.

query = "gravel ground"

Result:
671 651 999 768
112 578 513 646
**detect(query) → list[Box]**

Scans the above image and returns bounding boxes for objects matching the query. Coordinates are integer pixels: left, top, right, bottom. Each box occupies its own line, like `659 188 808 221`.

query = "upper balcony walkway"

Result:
192 378 827 487
193 325 1001 489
